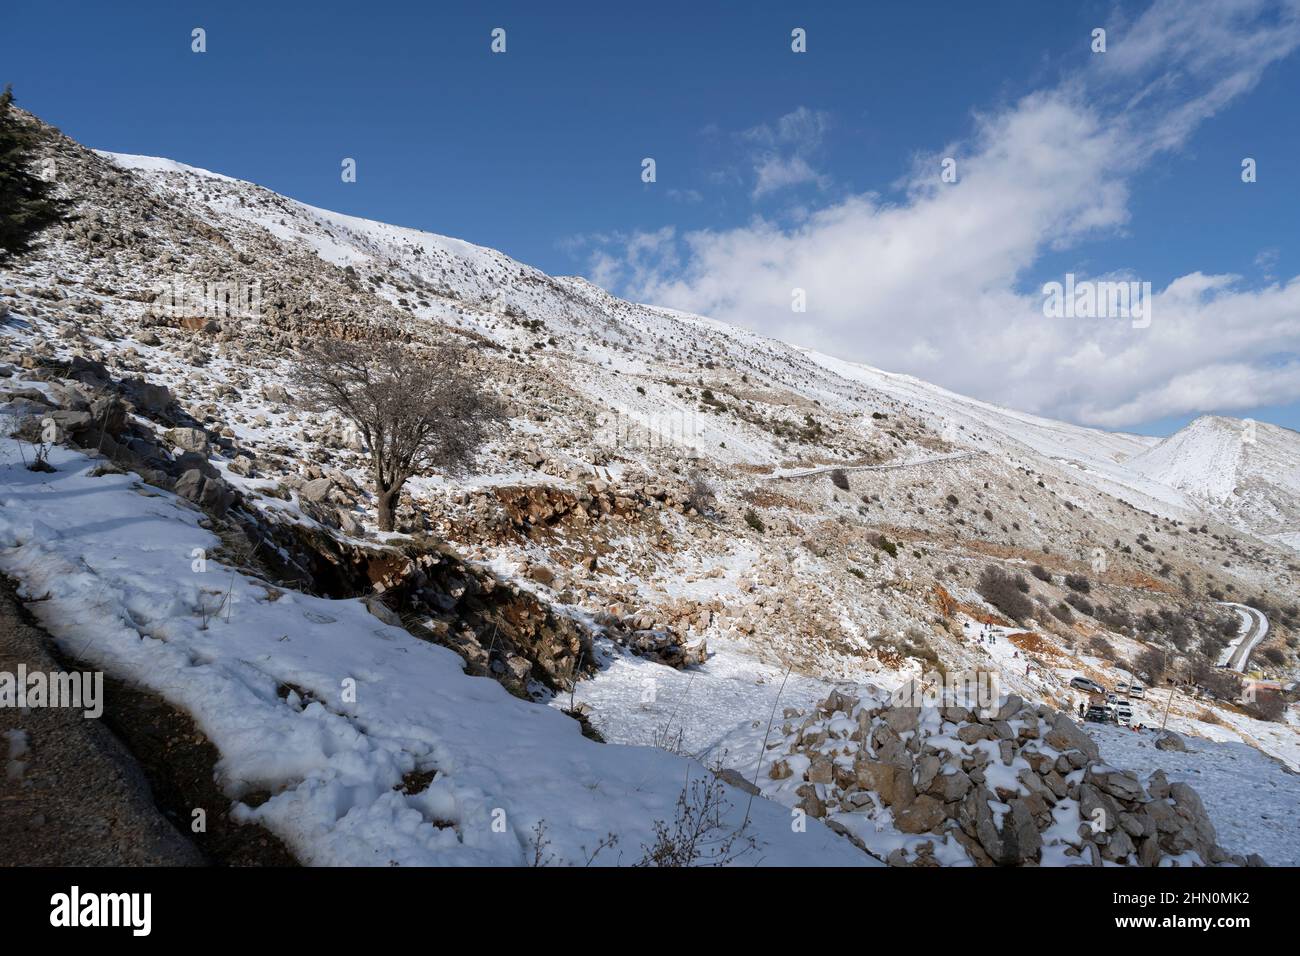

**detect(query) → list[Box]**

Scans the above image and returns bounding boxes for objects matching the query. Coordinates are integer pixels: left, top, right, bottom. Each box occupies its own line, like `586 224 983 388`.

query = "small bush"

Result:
1064 573 1091 593
828 468 850 491
1065 592 1094 616
977 566 1033 621
1088 635 1115 660
685 469 717 516
743 508 765 533
1029 564 1052 583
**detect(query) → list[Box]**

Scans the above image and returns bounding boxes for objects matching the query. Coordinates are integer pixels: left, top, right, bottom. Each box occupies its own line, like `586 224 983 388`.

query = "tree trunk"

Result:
376 483 401 532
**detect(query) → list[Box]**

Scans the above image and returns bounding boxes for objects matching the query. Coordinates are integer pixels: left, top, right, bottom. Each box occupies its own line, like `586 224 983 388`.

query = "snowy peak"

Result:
1130 415 1300 502
1125 415 1300 545
1129 416 1250 502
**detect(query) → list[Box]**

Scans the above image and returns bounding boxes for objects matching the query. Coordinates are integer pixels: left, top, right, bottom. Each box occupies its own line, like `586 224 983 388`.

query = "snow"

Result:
1128 416 1246 502
94 148 1300 549
0 433 868 867
3 145 1290 867
1086 723 1300 866
563 634 881 772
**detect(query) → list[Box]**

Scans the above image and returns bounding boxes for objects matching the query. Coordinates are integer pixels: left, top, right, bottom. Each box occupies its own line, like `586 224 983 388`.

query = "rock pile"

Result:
761 687 1265 867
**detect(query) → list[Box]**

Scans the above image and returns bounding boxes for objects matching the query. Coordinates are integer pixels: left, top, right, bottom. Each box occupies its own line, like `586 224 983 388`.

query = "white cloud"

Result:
743 106 832 199
753 155 828 197
590 0 1300 429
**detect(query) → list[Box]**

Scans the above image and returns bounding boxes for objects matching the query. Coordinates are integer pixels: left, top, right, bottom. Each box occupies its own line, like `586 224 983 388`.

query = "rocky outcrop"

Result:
246 520 597 696
761 687 1263 867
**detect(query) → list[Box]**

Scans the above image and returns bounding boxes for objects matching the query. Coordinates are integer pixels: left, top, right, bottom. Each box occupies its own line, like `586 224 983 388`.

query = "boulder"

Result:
1043 711 1100 761
717 768 761 797
855 756 915 810
806 754 834 785
881 705 919 735
995 695 1023 721
894 795 946 834
173 468 234 517
300 477 334 502
1002 798 1043 864
957 723 997 744
1155 731 1186 752
363 595 402 627
958 786 1005 862
927 767 973 803
795 783 825 819
167 427 210 455
1086 767 1145 803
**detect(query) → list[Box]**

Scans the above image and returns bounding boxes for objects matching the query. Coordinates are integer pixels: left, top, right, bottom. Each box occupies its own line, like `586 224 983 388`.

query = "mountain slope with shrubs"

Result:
1 106 1297 865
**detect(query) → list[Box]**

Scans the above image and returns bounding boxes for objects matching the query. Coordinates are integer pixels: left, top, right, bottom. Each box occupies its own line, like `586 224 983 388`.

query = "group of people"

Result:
963 621 998 645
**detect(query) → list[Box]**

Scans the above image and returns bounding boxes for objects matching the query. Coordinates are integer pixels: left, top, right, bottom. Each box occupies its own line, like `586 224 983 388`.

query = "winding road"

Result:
1217 602 1270 673
763 450 982 481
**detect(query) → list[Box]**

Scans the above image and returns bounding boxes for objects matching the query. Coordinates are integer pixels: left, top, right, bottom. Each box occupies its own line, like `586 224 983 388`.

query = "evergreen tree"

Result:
0 86 70 263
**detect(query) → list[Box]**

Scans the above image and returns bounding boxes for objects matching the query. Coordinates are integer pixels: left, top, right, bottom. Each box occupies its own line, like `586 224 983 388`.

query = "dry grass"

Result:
1006 630 1065 659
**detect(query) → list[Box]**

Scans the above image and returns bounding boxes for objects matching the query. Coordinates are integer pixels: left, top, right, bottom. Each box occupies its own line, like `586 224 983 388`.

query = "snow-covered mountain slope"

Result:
3 115 1298 866
0 433 867 867
101 149 1300 536
1128 415 1300 539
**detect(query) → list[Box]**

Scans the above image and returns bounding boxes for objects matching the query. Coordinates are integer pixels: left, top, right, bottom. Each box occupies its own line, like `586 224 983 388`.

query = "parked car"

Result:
1114 702 1133 727
1106 692 1119 704
1117 681 1146 698
1070 676 1106 694
1084 705 1113 724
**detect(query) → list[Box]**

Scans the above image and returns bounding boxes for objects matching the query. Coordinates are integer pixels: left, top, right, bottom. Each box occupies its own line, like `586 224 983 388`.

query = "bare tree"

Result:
294 338 501 531
1134 646 1167 683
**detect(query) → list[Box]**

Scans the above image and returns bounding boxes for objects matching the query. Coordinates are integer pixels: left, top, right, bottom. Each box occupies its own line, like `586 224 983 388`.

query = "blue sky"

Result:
5 0 1299 435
